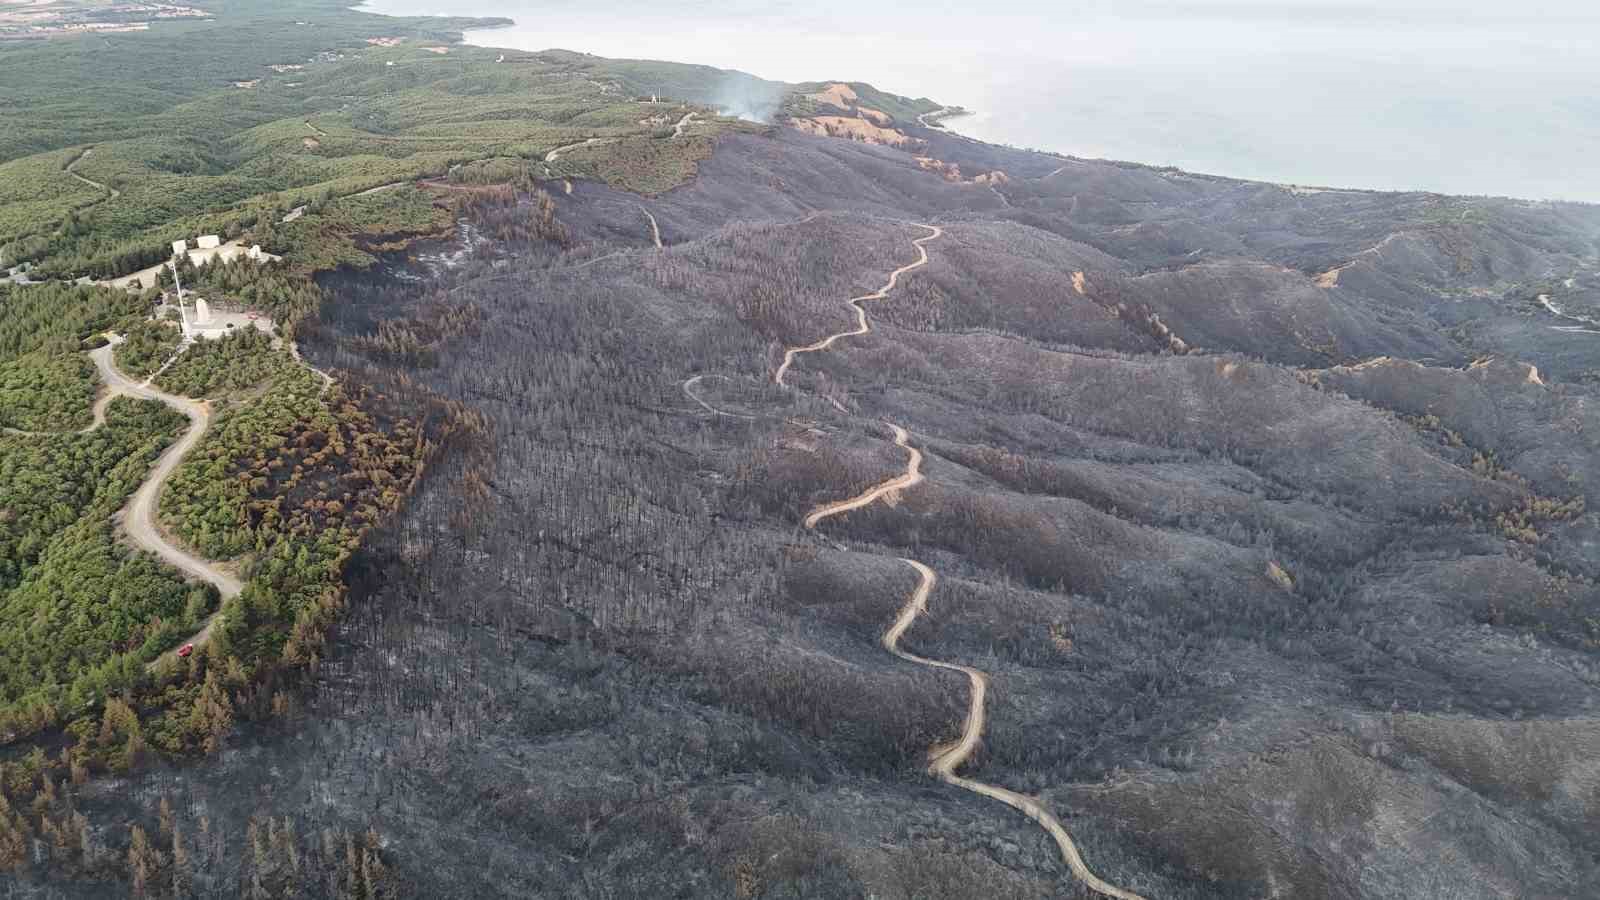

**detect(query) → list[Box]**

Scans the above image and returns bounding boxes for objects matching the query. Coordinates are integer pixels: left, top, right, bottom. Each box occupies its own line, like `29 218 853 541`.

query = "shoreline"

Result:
363 1 1003 144
915 105 974 131
352 1 1594 207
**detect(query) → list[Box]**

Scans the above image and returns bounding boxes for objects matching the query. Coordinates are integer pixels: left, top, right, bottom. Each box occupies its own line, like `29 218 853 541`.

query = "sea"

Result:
360 0 1600 203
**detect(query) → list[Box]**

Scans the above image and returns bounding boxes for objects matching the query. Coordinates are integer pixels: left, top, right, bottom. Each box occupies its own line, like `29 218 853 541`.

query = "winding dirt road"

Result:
89 343 243 658
883 560 1148 900
682 374 753 419
18 337 244 667
672 111 697 139
773 223 943 387
66 148 121 201
778 223 1144 898
803 423 922 527
801 428 1145 900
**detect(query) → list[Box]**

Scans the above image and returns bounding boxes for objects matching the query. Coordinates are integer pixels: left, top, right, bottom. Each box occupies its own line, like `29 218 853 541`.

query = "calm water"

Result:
361 0 1600 202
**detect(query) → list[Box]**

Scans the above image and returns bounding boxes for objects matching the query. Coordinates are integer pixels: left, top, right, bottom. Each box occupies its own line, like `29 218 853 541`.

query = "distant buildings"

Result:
105 235 279 292
168 234 269 267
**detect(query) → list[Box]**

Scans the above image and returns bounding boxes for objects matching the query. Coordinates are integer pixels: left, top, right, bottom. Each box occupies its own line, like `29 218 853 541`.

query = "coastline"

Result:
360 0 1000 143
915 106 973 130
353 1 1597 204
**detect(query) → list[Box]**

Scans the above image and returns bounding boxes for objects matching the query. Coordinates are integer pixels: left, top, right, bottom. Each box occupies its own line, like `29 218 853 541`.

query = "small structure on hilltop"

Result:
111 235 282 292
194 298 212 325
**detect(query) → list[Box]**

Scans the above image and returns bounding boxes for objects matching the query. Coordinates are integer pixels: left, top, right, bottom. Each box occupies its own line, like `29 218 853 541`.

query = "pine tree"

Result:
158 796 174 839
171 825 192 898
127 825 154 897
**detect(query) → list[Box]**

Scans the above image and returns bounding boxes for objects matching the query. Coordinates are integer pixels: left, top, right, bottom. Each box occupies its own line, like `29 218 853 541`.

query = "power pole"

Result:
170 259 191 340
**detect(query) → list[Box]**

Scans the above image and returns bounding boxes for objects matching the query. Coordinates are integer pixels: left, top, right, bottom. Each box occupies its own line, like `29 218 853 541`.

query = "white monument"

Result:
172 239 189 257
247 245 264 261
194 298 212 325
196 234 222 250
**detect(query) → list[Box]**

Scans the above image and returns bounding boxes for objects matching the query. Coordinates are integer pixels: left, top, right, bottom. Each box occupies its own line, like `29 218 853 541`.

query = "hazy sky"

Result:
363 0 1600 201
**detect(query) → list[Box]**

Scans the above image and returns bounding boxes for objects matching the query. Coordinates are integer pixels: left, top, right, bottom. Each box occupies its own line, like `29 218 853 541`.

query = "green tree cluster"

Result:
0 397 198 741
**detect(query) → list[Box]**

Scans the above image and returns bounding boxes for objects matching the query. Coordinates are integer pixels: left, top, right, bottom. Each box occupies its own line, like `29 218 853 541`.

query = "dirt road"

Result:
280 181 407 224
289 340 335 396
774 223 943 387
782 223 1144 898
1539 293 1600 335
803 423 922 527
802 430 1145 900
545 137 611 163
682 374 752 419
640 206 663 249
66 147 121 201
3 384 117 437
81 339 242 667
15 335 307 665
672 112 697 139
884 560 1148 900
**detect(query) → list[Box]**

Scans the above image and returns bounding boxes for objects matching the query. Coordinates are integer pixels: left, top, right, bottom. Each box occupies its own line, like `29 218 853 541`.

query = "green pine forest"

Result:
0 0 768 835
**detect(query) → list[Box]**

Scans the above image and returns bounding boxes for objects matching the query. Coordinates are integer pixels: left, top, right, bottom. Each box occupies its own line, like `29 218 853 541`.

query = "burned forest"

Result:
11 113 1600 899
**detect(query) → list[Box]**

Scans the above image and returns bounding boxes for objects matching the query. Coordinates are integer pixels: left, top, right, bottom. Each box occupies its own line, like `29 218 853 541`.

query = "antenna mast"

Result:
170 259 191 340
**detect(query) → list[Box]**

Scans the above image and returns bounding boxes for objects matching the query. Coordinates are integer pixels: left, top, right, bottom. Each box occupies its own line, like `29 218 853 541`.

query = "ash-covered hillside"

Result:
27 115 1600 899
